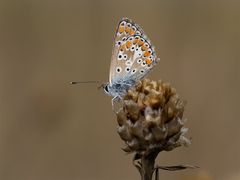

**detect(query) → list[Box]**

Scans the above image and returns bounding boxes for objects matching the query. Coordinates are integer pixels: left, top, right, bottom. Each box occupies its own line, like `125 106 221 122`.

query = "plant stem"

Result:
141 151 159 180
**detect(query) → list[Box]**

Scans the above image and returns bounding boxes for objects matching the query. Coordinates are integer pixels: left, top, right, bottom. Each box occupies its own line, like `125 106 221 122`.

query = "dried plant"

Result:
115 79 197 180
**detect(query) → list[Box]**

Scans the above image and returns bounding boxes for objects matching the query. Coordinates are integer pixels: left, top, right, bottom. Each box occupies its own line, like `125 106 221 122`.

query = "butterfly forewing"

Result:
109 18 143 84
109 18 159 85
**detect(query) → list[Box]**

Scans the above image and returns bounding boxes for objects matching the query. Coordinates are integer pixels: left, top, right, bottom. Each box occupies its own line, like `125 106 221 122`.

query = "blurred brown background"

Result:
0 0 239 180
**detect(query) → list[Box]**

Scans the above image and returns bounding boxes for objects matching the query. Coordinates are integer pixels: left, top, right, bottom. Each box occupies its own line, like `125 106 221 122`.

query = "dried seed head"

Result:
116 79 190 154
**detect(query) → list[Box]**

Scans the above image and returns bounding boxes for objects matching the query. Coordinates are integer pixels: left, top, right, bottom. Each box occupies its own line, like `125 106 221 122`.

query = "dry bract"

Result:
116 79 190 155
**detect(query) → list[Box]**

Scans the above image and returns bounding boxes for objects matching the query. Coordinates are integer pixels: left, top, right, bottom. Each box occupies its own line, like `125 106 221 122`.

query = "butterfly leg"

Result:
112 96 124 112
111 96 118 107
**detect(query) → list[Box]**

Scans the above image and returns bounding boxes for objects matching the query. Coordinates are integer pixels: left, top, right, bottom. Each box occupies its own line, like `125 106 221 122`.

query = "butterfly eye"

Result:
104 85 109 93
137 59 142 64
116 67 122 73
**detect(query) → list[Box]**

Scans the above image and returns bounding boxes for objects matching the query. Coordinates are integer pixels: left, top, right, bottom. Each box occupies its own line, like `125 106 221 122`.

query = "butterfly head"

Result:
103 83 110 95
102 80 135 99
102 83 119 97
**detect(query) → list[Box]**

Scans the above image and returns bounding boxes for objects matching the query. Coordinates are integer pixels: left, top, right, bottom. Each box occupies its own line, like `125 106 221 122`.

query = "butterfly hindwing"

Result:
127 35 159 82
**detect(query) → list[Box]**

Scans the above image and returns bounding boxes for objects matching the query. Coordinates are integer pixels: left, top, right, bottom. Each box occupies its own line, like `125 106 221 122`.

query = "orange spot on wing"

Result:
143 51 151 57
141 45 148 51
138 40 144 46
129 28 135 35
145 59 152 65
126 41 132 48
133 39 139 44
125 27 131 33
118 26 125 33
120 44 125 51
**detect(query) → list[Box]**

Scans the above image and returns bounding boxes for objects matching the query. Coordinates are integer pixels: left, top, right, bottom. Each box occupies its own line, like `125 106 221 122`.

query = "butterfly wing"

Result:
126 35 160 82
109 18 159 85
109 18 144 84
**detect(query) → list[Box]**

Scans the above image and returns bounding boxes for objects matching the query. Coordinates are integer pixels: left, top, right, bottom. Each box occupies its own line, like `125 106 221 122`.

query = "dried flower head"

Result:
116 79 190 155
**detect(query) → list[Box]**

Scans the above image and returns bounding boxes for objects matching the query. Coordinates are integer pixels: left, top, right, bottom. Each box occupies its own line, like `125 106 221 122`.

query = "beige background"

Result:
0 0 239 180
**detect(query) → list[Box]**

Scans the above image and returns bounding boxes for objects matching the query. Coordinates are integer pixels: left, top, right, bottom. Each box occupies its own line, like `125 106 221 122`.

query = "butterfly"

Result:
103 17 160 101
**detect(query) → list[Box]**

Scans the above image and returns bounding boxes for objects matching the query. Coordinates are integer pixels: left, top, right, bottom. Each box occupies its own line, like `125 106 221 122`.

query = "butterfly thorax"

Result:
104 79 136 99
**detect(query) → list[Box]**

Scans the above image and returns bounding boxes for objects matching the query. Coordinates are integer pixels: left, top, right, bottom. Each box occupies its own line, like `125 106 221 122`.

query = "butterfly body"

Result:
104 78 136 99
105 18 160 100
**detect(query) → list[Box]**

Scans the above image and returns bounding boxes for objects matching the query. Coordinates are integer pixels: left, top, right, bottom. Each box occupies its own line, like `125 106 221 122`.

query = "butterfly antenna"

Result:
70 81 106 90
70 81 101 85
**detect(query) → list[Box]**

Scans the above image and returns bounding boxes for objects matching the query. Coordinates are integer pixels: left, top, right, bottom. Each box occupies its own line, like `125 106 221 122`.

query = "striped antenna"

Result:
70 81 101 85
